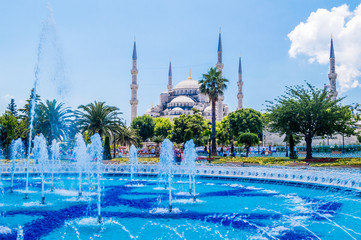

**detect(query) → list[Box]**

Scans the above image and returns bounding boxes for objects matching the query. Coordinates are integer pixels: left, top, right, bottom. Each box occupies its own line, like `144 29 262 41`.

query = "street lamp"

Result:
208 122 211 163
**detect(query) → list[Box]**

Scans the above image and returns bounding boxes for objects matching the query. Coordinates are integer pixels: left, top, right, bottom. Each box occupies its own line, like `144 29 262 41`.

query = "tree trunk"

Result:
211 99 217 156
246 145 249 157
305 135 312 159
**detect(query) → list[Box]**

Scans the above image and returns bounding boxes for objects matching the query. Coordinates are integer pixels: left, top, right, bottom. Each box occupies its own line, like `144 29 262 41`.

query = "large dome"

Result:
174 72 200 89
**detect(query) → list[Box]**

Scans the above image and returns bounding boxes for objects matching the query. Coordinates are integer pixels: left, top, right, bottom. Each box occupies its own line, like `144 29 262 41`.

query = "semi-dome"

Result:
204 106 213 112
171 107 184 112
170 96 195 104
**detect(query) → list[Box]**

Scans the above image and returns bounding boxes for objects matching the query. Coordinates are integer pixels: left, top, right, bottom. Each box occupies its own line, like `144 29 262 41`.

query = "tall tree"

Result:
37 100 74 142
116 126 138 147
154 118 173 139
7 99 17 116
222 108 263 141
131 115 155 142
238 132 259 157
77 101 123 139
199 67 228 155
267 83 356 159
171 114 208 146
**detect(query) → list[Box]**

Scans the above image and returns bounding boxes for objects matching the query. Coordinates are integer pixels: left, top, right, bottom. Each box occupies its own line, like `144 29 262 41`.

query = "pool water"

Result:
0 175 360 239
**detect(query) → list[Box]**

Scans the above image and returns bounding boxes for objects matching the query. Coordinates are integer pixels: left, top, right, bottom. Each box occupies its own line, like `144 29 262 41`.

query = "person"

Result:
175 150 182 165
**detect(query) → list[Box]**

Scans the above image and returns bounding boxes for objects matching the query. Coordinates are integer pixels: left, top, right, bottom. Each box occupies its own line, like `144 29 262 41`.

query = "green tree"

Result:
238 132 259 157
7 99 17 116
116 126 138 147
103 136 112 160
131 115 155 142
199 67 228 155
357 135 361 144
37 99 74 142
0 113 28 158
216 121 229 147
222 108 263 141
267 83 356 159
171 114 208 146
77 101 123 139
154 118 173 139
184 129 193 143
19 88 41 121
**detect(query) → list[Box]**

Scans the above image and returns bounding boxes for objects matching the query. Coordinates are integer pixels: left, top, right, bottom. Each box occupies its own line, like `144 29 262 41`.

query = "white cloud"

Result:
288 4 361 93
1 94 14 102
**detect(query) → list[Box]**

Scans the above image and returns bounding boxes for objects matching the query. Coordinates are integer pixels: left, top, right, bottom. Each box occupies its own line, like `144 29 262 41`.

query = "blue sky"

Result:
1 0 360 124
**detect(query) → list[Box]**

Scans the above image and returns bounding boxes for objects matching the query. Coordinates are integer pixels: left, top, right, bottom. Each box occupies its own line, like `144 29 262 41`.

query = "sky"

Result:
0 0 361 124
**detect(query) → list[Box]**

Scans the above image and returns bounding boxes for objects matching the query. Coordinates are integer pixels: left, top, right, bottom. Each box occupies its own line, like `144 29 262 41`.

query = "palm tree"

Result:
115 126 138 147
199 67 228 155
76 101 123 138
36 99 74 142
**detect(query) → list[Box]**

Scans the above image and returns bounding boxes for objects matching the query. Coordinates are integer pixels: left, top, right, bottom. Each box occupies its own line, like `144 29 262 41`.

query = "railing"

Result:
1 163 361 191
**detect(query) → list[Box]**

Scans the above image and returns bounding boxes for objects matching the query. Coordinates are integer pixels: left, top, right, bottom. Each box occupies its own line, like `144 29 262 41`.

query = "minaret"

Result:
216 29 224 122
167 61 173 92
130 39 139 122
237 57 244 109
328 36 337 100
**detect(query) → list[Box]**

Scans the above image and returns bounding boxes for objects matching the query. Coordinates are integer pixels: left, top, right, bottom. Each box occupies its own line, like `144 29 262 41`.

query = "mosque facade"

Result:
130 31 244 122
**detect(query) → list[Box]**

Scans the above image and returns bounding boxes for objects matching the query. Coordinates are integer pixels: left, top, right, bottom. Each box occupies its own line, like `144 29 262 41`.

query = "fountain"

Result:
88 134 103 223
49 139 60 191
10 138 24 193
32 134 48 204
74 133 89 197
158 139 174 212
183 139 197 202
129 145 138 185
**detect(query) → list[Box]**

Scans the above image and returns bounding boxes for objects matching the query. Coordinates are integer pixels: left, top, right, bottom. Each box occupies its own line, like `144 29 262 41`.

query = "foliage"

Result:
7 99 17 116
357 135 361 144
116 126 138 147
103 136 112 160
221 108 263 141
199 67 228 155
171 114 208 146
131 115 155 141
184 129 193 143
19 88 41 121
266 83 356 159
77 101 123 139
154 118 173 139
216 121 229 146
36 100 74 142
238 132 259 157
0 113 28 158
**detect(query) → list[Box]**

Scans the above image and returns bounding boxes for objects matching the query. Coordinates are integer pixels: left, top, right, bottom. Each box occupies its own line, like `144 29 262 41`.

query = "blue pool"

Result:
0 174 360 240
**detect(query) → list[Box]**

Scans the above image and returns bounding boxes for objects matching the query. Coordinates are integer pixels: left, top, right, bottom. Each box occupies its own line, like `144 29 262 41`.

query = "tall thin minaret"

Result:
167 61 173 92
237 57 244 109
130 39 139 122
216 29 224 122
328 36 337 100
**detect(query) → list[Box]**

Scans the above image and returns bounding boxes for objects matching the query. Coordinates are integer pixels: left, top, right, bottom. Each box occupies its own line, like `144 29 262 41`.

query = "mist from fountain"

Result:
25 5 57 199
158 139 174 212
10 139 25 193
129 145 138 184
50 139 60 191
183 139 197 202
88 134 103 223
32 134 48 204
74 133 89 197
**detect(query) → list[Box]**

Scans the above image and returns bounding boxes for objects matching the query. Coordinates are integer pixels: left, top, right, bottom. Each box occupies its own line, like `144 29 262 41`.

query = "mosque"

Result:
129 31 244 122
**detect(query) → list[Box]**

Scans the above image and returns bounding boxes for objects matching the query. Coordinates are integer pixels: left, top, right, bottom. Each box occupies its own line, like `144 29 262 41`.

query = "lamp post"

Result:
208 122 211 163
